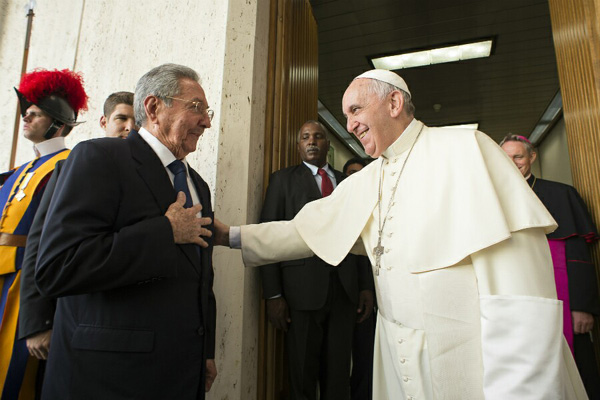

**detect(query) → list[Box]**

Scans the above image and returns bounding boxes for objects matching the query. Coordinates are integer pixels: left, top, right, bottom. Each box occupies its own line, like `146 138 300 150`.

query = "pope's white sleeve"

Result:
471 228 586 400
239 219 367 267
240 220 314 267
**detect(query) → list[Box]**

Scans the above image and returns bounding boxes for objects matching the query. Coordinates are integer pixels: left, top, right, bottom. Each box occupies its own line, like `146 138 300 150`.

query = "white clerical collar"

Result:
303 161 334 178
34 137 66 157
381 118 423 159
138 127 188 169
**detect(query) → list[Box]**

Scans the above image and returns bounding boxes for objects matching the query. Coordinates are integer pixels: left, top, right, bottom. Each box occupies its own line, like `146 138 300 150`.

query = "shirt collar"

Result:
381 118 422 159
138 127 188 169
34 137 66 157
526 174 535 185
303 161 334 178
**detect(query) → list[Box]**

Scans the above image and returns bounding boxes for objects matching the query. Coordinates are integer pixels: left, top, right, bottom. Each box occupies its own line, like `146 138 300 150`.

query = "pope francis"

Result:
215 69 587 399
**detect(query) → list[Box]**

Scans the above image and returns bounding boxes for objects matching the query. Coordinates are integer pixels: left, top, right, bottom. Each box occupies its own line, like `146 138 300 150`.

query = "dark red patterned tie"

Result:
318 168 333 197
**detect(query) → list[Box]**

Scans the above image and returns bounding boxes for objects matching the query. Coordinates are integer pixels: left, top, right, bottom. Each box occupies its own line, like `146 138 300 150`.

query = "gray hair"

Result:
499 134 536 155
297 120 329 143
363 79 416 116
134 63 200 126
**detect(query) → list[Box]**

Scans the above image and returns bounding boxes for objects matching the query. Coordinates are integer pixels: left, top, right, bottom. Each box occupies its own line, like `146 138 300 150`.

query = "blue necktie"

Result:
168 159 203 256
168 160 193 208
169 161 206 334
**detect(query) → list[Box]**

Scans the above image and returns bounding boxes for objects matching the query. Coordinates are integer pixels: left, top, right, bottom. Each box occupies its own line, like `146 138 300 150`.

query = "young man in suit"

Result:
17 90 139 389
34 64 217 399
260 120 374 400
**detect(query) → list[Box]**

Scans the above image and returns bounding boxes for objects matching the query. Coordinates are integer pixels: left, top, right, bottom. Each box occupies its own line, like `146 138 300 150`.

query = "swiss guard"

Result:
0 68 88 399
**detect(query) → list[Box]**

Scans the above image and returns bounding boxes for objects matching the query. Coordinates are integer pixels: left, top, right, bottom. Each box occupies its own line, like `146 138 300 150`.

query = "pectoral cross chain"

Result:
373 125 424 278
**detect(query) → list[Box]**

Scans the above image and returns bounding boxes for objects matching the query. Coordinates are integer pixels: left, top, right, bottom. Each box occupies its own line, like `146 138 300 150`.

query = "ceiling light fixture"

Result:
371 39 494 70
429 122 479 130
440 123 479 130
529 91 562 145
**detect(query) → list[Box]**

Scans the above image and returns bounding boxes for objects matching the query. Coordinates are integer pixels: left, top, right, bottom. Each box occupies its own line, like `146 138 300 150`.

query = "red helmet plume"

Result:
15 68 89 127
18 68 88 113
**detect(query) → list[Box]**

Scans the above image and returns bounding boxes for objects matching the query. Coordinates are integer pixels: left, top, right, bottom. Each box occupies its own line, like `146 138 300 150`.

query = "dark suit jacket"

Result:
18 160 63 340
259 163 373 310
35 130 216 400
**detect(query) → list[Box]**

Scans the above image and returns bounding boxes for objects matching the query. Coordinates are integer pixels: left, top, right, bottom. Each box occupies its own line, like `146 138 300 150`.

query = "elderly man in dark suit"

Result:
34 63 217 399
260 120 374 400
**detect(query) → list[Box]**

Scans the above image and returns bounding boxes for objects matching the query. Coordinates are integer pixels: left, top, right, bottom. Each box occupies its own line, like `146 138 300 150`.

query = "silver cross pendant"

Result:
373 238 384 276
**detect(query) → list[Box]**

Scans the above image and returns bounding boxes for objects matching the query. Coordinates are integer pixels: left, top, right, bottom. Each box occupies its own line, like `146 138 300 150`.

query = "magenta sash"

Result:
548 239 573 353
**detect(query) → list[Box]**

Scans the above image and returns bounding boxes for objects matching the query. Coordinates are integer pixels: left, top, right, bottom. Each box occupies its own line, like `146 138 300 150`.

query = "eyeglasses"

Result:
165 96 215 121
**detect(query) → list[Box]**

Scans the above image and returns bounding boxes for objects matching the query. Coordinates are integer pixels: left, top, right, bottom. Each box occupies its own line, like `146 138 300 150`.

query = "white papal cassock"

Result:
239 119 587 399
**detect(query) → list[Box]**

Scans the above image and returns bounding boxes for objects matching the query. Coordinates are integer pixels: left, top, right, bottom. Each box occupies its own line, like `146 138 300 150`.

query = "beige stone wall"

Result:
328 134 356 172
212 0 269 397
1 0 229 192
0 0 268 398
538 118 574 185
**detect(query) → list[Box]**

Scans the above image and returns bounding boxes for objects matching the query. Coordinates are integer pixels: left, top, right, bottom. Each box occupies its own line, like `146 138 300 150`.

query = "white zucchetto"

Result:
354 69 411 97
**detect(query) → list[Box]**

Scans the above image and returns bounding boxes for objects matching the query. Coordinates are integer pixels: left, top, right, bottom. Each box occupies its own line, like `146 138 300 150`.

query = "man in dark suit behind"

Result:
19 91 137 362
260 120 374 400
34 64 217 399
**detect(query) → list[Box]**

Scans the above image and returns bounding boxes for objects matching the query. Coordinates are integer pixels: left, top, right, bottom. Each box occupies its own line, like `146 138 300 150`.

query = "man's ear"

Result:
144 96 161 124
389 90 405 118
530 151 537 165
99 115 107 130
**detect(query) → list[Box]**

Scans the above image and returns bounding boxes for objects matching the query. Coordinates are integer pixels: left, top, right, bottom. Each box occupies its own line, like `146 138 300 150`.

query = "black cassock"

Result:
528 175 600 399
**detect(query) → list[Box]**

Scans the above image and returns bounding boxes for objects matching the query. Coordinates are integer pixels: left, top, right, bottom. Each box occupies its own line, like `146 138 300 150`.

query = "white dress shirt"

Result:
138 127 201 215
302 161 337 194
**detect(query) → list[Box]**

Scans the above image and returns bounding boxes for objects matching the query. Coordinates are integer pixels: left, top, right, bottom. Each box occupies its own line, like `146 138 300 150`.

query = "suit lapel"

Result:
173 168 206 277
297 163 341 199
128 131 174 213
189 170 211 218
333 169 344 186
189 169 213 275
128 131 201 276
298 164 323 199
